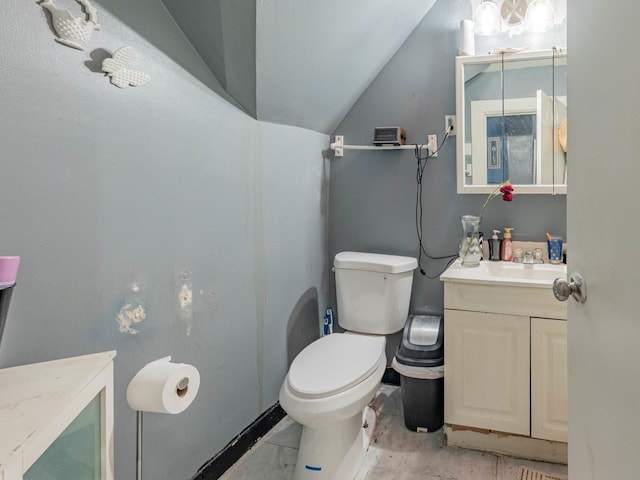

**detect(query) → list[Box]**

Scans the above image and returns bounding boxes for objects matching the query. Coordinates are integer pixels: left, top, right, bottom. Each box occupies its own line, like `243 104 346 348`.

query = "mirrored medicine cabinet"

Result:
456 49 567 194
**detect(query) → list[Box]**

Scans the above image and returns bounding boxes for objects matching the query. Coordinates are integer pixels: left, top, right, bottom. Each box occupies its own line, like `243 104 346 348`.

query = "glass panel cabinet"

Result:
24 394 101 480
0 351 115 480
456 49 567 195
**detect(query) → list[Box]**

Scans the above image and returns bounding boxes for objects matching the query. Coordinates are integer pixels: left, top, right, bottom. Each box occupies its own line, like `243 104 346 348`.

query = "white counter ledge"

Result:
440 259 567 288
0 351 116 480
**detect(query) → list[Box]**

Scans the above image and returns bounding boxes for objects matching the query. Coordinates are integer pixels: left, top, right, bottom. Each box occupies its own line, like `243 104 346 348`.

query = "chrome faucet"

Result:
523 250 534 264
534 248 544 264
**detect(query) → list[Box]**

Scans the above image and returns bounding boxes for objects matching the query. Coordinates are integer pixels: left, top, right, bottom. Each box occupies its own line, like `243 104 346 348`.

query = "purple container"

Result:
0 256 20 288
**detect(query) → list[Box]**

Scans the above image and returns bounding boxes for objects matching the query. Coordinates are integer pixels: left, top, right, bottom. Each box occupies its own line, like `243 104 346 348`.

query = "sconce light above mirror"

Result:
475 0 556 36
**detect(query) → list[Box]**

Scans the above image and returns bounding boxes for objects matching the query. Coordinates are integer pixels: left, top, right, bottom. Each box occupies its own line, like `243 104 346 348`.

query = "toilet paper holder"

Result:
128 357 200 480
133 375 195 480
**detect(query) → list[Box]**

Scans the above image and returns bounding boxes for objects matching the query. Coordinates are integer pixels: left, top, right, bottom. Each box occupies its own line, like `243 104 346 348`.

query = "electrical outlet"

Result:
427 134 438 157
445 115 457 135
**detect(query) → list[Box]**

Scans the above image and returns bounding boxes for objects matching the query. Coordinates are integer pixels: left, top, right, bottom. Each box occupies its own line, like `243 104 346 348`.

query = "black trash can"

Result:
392 314 444 432
0 285 14 349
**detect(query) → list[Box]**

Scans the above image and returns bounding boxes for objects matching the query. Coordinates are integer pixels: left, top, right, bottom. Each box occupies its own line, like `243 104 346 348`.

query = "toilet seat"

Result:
287 333 385 399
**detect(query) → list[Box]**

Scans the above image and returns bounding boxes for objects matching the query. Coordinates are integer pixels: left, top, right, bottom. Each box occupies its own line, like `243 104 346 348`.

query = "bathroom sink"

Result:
440 260 567 288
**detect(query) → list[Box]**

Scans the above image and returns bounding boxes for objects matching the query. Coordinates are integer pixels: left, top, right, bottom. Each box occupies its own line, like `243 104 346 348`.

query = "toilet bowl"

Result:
279 251 417 480
279 333 385 479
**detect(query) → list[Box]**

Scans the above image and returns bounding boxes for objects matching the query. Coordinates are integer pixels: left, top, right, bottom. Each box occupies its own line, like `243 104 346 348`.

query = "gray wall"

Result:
148 0 440 135
329 0 568 330
162 0 257 116
0 1 327 479
256 0 438 134
84 0 244 111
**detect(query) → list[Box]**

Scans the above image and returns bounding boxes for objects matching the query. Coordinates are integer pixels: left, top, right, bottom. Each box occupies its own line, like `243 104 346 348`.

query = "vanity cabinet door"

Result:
444 309 530 435
531 317 568 442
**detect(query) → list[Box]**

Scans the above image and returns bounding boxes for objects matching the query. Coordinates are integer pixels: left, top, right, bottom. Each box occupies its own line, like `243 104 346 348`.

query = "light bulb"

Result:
525 0 555 33
474 1 501 36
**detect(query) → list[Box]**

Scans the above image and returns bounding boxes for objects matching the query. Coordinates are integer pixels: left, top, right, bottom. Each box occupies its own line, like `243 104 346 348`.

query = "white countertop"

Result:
440 260 567 289
0 351 116 474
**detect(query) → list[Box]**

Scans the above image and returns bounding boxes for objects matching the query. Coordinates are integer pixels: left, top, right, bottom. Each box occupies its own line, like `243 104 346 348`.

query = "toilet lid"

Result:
287 334 385 399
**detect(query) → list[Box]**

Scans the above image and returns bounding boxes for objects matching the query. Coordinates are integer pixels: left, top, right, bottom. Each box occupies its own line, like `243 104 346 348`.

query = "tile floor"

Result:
219 385 568 480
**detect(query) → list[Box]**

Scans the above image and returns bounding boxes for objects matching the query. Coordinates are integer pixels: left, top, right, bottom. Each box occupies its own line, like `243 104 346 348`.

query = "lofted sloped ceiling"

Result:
162 0 257 116
163 0 437 134
255 0 437 133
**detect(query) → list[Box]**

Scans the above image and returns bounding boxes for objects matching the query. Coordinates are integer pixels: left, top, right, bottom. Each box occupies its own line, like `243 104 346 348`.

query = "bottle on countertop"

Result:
501 227 514 261
489 230 501 261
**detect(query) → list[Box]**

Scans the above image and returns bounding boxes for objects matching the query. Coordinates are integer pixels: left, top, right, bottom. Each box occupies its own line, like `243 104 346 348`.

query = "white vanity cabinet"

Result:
0 351 116 480
441 261 567 463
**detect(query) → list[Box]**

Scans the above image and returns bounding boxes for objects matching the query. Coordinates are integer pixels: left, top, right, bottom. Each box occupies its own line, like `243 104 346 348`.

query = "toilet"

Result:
279 251 417 479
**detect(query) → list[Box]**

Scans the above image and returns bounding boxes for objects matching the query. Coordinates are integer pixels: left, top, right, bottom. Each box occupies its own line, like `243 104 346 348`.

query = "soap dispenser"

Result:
489 230 501 261
501 227 514 261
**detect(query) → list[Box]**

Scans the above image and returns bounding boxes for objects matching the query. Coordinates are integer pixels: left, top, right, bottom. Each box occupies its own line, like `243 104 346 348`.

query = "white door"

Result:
569 2 640 478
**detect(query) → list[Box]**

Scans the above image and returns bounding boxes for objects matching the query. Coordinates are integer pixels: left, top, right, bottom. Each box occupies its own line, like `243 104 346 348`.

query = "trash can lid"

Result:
391 357 444 379
395 314 444 367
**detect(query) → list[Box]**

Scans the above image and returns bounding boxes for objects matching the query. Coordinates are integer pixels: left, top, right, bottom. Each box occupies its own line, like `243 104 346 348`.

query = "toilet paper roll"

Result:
460 19 475 56
126 356 200 414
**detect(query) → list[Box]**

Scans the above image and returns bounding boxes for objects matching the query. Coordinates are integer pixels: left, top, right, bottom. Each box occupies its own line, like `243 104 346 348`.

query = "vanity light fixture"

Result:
474 0 555 36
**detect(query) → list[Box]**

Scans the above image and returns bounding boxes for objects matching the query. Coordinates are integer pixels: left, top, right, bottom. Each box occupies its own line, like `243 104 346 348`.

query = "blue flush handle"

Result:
323 307 334 335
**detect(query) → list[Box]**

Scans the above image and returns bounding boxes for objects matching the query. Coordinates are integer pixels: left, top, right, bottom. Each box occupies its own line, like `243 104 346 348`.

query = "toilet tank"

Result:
334 252 417 335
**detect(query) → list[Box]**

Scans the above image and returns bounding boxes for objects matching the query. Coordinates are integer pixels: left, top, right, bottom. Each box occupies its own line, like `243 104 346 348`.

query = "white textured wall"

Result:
0 1 327 478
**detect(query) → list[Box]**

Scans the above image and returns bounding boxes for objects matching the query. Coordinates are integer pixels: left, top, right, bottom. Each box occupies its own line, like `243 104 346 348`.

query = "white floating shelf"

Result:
330 135 431 157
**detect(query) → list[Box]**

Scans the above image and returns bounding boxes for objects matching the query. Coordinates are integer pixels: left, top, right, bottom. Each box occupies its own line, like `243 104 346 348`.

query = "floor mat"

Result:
517 466 568 480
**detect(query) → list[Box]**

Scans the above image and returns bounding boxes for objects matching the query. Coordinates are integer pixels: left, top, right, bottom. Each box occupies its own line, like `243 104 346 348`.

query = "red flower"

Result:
480 180 515 213
500 182 514 202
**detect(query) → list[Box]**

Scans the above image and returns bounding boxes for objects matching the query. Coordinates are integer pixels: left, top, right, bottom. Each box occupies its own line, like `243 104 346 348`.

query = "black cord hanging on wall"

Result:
413 132 458 278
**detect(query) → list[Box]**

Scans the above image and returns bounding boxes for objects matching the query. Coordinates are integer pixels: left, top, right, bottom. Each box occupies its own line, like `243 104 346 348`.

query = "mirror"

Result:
456 49 567 194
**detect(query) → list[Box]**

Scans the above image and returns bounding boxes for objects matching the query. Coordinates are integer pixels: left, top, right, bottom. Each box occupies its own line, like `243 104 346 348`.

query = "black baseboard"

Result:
191 403 286 480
